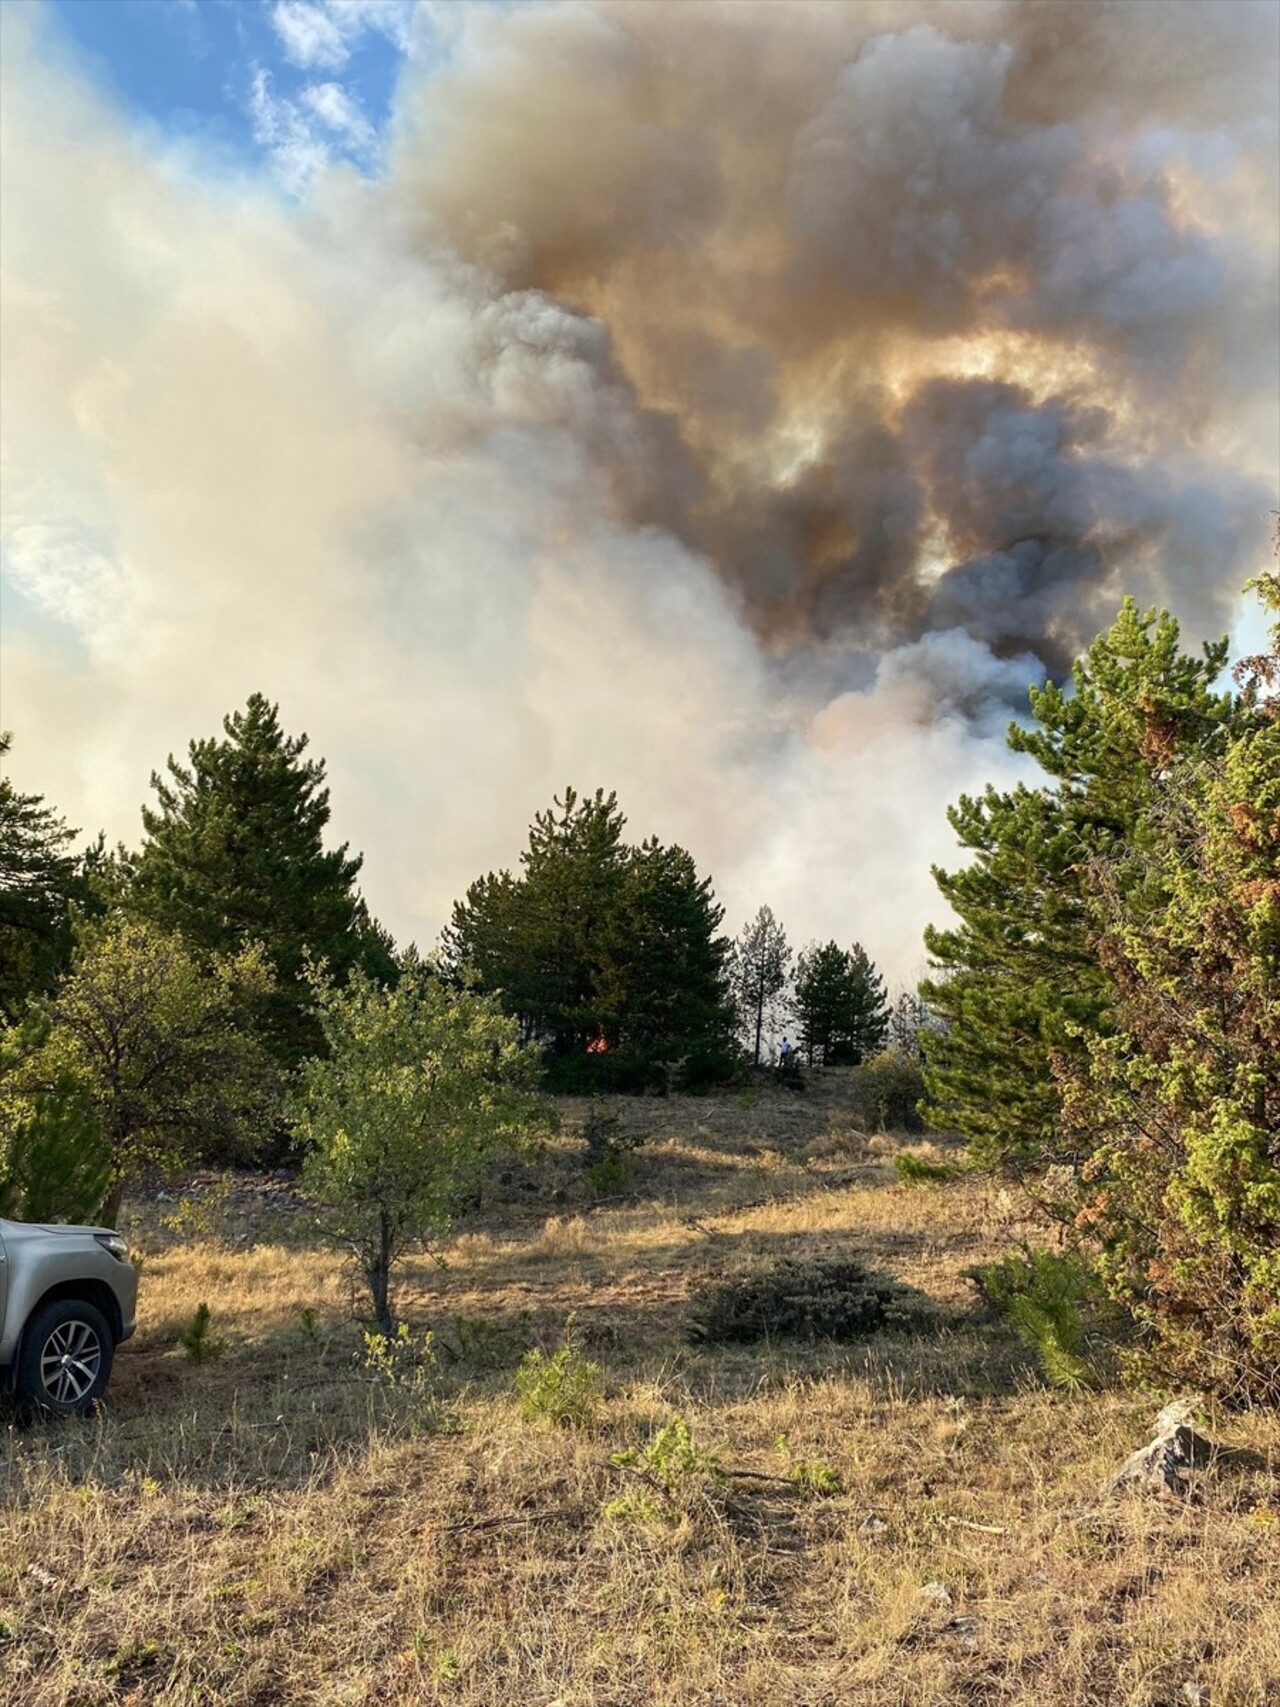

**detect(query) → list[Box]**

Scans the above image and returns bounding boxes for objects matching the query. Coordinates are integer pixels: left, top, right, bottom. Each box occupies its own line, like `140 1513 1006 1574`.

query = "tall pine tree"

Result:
129 694 393 1066
604 839 735 1082
921 601 1235 1174
445 789 735 1087
793 941 889 1065
729 905 792 1066
0 737 89 1020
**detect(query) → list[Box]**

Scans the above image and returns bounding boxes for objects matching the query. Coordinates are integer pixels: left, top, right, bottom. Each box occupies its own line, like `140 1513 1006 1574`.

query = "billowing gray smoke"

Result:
2 0 1276 978
398 0 1277 685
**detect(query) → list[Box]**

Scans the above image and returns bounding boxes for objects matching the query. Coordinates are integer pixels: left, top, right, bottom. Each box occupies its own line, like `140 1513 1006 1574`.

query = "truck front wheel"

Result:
16 1298 115 1417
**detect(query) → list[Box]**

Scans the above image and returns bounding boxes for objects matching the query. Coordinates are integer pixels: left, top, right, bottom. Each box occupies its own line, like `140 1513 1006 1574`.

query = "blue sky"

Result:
43 0 416 188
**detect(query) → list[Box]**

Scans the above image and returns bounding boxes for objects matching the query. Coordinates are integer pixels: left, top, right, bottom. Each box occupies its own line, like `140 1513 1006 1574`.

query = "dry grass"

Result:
2 1071 1277 1706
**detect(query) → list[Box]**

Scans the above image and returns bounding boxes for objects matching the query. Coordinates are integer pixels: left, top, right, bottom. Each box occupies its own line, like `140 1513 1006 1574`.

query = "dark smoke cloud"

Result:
396 0 1277 681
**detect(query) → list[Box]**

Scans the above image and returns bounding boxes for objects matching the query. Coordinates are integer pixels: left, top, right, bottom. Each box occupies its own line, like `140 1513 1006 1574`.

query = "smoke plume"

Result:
2 0 1276 978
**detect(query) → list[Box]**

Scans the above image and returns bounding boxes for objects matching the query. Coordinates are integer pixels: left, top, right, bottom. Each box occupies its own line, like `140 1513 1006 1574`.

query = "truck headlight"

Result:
94 1232 130 1262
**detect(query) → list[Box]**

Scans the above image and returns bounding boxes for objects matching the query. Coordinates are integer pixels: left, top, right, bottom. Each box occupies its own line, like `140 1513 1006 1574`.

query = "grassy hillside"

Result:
3 1073 1277 1706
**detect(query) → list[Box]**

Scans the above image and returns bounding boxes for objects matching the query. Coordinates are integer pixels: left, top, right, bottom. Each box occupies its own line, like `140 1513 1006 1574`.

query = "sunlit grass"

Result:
2 1071 1276 1705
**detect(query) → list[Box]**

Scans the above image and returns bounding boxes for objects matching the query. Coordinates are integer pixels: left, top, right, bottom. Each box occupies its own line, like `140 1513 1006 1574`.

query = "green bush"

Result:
967 1248 1122 1392
686 1255 925 1344
0 1067 110 1224
605 1415 722 1524
580 1104 646 1196
584 1151 630 1196
515 1337 603 1428
894 1151 963 1185
852 1048 926 1132
361 1323 437 1392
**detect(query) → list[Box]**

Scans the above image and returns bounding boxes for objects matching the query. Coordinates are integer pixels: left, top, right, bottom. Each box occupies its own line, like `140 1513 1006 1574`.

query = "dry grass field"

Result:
2 1072 1277 1707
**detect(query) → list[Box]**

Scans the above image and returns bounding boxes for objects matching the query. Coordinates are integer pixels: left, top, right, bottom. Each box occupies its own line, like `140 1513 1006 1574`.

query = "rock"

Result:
1109 1401 1217 1499
919 1581 952 1607
1153 1397 1202 1434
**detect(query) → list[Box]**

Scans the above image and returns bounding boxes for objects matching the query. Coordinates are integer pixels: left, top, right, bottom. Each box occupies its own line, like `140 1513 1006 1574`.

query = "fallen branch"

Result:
440 1507 581 1535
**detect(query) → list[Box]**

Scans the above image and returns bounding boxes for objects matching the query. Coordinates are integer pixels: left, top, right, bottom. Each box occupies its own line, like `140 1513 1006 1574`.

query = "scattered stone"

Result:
1109 1401 1217 1499
947 1614 980 1647
857 1513 888 1535
1181 1684 1208 1706
919 1581 952 1608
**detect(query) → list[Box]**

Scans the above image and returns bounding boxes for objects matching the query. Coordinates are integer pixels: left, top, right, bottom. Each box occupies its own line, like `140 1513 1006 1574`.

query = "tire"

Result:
16 1298 115 1418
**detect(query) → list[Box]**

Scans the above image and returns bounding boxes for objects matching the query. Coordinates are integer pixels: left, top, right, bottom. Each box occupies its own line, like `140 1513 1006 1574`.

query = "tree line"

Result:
2 575 1276 1393
0 699 900 1235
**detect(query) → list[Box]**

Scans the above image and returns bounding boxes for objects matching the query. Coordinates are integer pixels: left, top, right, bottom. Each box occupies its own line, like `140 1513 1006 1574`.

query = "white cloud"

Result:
270 0 416 72
302 81 375 149
247 66 333 193
270 2 349 71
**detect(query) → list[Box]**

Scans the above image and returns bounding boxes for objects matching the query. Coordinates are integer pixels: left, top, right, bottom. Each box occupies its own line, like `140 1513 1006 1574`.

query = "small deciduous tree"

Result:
0 1016 109 1223
294 965 551 1334
1056 582 1280 1403
729 905 791 1067
8 919 278 1224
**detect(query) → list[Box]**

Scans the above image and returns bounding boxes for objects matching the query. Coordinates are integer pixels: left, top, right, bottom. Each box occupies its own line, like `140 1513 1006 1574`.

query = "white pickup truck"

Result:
0 1218 138 1415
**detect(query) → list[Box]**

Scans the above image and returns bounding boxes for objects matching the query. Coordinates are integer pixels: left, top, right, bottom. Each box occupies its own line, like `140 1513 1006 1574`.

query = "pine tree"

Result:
888 987 932 1059
1055 580 1280 1402
446 788 629 1055
0 738 87 1020
729 905 792 1066
605 839 735 1081
130 694 392 1066
921 602 1234 1175
793 942 849 1065
793 941 889 1065
844 943 890 1064
446 791 735 1087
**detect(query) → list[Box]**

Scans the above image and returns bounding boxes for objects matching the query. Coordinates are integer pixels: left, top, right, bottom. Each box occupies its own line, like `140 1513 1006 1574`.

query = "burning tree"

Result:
444 789 736 1089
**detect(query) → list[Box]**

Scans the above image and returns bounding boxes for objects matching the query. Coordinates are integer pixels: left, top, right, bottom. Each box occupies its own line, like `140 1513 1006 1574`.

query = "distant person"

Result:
778 1037 791 1065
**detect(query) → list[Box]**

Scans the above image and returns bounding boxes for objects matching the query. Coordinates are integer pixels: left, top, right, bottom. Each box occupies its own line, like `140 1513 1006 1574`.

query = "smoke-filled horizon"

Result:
2 0 1277 982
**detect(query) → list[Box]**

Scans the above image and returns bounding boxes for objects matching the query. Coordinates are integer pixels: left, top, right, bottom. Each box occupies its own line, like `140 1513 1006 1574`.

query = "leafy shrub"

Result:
852 1047 926 1132
515 1336 603 1428
605 1415 722 1523
686 1255 925 1344
162 1175 232 1241
361 1323 437 1392
773 1433 842 1495
584 1151 630 1195
0 1046 110 1224
967 1248 1122 1392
